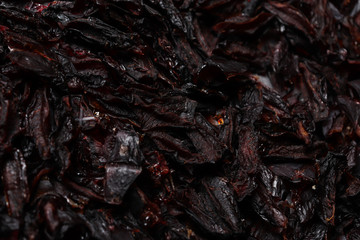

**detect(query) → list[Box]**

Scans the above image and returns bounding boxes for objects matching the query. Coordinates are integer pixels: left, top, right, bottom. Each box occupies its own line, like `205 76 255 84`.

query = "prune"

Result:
1 0 360 239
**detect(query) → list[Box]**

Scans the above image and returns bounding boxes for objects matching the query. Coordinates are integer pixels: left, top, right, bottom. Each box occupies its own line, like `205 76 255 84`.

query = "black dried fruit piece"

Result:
3 150 29 218
181 177 242 236
105 163 142 204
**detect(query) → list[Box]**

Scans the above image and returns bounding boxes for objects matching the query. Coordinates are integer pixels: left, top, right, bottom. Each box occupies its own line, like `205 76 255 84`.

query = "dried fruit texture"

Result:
1 0 360 239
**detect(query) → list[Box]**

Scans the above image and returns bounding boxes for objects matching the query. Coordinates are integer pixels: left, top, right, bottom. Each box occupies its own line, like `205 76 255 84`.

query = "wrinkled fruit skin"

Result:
1 0 360 239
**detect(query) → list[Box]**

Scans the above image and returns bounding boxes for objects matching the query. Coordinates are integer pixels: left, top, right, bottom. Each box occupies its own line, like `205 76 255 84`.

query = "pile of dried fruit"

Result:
1 0 360 239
